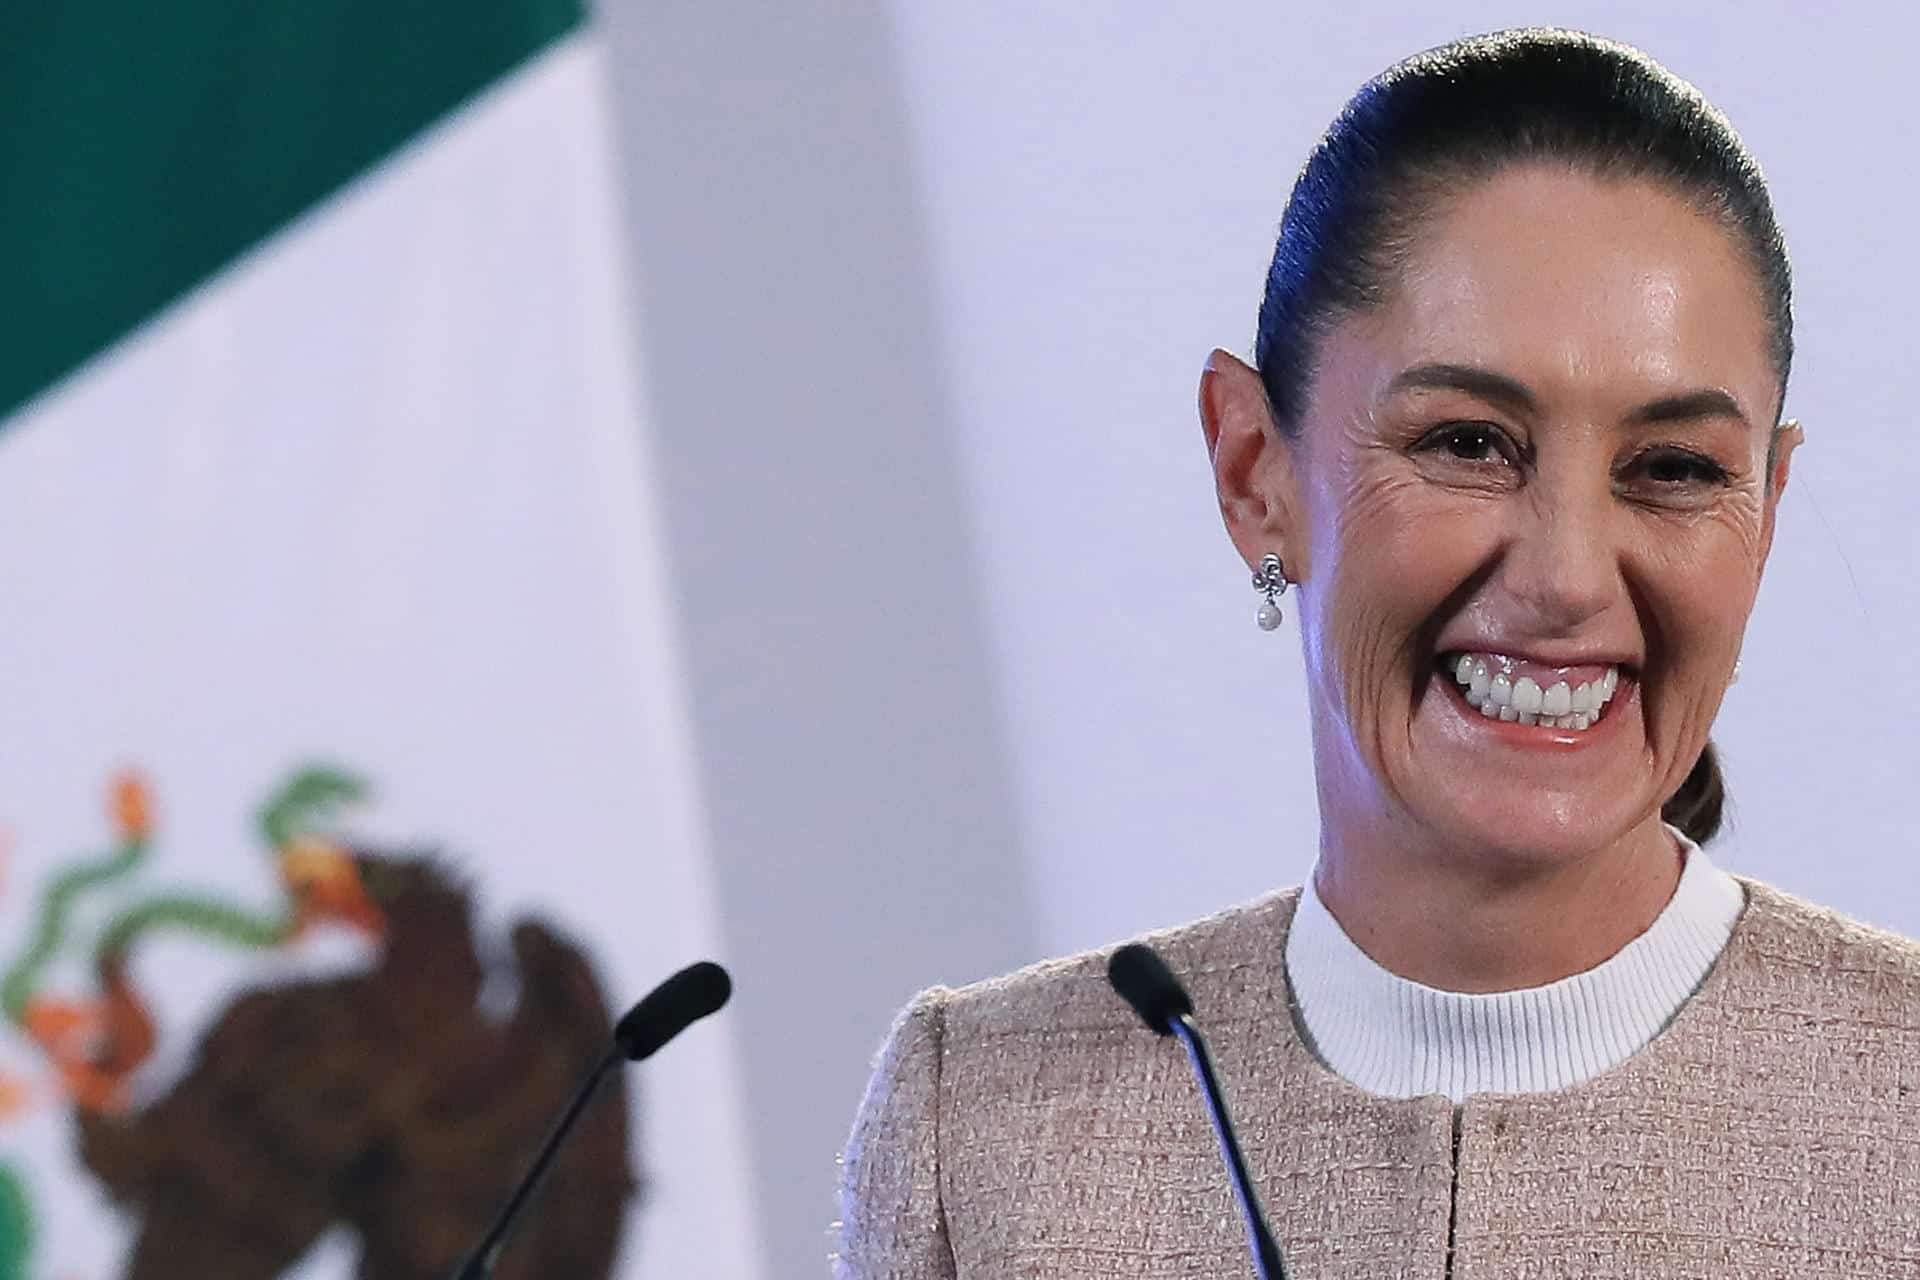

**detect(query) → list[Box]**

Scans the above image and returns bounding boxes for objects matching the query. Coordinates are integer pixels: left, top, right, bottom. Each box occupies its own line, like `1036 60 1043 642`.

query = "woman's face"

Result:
1211 165 1796 869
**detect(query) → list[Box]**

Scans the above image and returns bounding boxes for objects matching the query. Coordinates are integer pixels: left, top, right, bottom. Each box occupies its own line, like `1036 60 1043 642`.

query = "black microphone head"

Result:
1107 943 1193 1036
614 960 733 1061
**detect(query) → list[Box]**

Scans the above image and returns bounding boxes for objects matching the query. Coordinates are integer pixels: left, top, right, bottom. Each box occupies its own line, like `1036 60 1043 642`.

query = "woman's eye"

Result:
1630 447 1731 487
1419 421 1510 463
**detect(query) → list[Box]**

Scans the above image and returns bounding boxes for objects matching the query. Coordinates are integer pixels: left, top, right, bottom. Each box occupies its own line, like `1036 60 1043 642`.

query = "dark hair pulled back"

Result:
1256 28 1792 844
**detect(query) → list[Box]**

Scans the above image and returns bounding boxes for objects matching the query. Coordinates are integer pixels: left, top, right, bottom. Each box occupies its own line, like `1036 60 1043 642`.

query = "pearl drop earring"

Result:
1253 553 1290 631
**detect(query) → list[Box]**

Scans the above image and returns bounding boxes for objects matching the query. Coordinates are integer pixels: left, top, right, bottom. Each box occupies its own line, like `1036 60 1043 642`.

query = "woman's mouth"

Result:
1437 651 1627 732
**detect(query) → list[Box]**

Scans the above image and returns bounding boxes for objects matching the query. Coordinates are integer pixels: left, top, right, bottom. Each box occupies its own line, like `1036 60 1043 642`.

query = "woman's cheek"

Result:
1337 475 1496 630
1635 528 1754 794
1315 551 1431 756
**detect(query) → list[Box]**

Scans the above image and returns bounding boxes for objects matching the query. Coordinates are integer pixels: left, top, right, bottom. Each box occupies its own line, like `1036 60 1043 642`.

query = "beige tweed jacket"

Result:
834 878 1920 1278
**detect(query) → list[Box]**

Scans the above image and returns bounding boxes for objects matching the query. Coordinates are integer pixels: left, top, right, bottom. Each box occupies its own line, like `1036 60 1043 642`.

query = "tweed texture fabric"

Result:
834 878 1920 1278
1285 831 1745 1100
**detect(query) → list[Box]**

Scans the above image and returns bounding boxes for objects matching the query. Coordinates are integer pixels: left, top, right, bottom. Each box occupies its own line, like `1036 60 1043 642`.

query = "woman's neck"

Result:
1311 812 1684 993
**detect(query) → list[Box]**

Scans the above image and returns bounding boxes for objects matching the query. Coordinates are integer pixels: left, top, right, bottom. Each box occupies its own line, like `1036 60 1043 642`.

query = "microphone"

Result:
451 960 734 1279
614 959 733 1060
1108 943 1287 1280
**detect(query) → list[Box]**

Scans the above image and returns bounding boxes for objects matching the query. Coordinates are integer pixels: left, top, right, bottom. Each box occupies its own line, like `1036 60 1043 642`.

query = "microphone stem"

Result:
1170 1015 1287 1280
452 1042 624 1279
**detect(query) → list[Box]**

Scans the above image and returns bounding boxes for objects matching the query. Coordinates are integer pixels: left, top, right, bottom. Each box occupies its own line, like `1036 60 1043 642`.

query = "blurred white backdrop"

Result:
597 2 1920 1273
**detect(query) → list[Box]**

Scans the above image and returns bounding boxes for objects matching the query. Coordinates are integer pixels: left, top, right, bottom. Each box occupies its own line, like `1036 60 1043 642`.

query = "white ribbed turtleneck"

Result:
1284 829 1744 1101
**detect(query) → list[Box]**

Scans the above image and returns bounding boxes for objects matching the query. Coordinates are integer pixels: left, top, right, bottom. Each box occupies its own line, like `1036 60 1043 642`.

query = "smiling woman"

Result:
834 28 1920 1280
1211 156 1796 993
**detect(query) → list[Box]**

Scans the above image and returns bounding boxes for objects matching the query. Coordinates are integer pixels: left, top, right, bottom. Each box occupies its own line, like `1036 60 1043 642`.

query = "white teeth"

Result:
1445 651 1625 734
1542 681 1572 717
1512 677 1543 714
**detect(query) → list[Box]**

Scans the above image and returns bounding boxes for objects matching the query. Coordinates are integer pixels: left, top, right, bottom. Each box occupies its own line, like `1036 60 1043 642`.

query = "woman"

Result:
835 28 1920 1278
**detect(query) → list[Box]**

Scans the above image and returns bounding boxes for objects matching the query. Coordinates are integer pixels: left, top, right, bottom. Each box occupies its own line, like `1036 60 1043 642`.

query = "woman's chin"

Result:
1414 788 1647 870
1393 683 1657 866
1358 729 1659 869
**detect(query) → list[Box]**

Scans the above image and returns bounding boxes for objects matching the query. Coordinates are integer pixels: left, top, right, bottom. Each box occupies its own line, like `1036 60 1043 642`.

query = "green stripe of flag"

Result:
0 0 585 422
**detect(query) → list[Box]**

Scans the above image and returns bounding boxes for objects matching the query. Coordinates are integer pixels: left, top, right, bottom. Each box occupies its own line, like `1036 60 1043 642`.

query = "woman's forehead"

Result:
1351 166 1776 416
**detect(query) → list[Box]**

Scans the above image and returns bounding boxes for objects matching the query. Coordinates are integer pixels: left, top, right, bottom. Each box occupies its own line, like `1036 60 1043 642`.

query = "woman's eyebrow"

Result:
1385 364 1751 431
1625 389 1750 430
1384 363 1537 414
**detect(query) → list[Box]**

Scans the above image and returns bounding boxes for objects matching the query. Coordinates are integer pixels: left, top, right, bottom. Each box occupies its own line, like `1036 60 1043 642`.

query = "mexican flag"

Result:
0 5 762 1278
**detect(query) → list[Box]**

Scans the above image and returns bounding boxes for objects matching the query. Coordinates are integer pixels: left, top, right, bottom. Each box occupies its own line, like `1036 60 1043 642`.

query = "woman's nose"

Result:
1499 482 1618 631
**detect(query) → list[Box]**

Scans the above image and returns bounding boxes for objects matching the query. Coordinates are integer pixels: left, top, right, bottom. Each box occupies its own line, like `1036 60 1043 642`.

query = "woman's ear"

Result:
1757 418 1804 566
1197 349 1303 577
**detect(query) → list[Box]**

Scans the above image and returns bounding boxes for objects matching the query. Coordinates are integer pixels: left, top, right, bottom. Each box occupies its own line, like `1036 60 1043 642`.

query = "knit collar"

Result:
1283 828 1745 1102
